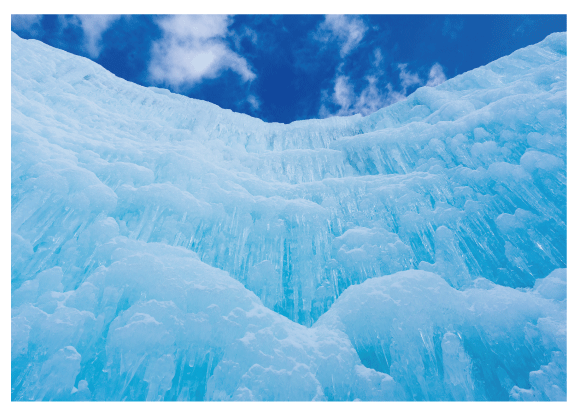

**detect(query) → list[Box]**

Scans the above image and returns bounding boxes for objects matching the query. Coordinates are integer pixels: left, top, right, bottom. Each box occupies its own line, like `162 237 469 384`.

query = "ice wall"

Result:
11 31 566 401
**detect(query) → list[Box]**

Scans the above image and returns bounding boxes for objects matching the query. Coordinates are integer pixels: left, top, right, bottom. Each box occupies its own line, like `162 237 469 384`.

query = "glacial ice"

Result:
11 31 566 401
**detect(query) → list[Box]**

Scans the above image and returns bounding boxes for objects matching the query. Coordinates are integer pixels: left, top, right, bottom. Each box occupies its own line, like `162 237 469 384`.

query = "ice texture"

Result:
11 31 566 401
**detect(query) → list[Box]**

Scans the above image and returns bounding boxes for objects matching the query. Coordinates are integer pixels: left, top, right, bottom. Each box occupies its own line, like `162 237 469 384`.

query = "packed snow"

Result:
11 31 566 401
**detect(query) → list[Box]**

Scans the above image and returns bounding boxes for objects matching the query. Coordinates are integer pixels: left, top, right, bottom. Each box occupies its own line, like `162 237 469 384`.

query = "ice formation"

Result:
11 31 566 401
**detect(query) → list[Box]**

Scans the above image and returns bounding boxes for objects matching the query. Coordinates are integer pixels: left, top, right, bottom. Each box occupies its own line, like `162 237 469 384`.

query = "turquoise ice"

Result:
11 31 566 401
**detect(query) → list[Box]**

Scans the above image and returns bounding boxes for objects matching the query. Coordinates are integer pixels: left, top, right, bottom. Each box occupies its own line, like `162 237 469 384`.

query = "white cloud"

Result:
12 14 118 58
76 15 121 58
319 59 448 118
51 15 119 58
247 95 260 111
426 63 447 87
314 17 387 118
398 63 423 91
332 75 354 112
315 15 368 58
320 74 405 118
372 48 383 68
11 15 43 36
351 76 383 115
231 26 258 51
148 15 255 90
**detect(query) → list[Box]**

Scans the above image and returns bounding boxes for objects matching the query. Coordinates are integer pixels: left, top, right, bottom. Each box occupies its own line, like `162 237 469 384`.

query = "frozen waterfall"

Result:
11 31 566 401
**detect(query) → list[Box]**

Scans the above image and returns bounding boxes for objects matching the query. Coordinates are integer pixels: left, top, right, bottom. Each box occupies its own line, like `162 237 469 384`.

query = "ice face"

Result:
11 31 566 401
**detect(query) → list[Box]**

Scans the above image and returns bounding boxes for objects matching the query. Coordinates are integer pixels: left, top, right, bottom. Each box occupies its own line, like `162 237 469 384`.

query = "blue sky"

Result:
11 14 566 124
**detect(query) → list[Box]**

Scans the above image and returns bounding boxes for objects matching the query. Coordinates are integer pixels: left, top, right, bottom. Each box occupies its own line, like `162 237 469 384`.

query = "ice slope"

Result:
11 31 566 401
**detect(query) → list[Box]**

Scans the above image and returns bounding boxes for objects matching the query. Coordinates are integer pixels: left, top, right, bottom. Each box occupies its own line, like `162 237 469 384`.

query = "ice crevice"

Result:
11 31 566 400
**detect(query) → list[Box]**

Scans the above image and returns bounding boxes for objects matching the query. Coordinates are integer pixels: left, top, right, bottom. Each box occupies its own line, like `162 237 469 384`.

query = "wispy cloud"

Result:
319 73 405 118
247 95 260 111
398 63 422 91
372 48 383 68
11 15 43 36
314 20 391 118
148 15 256 90
314 15 368 58
76 15 121 58
332 75 354 112
231 25 258 51
51 15 120 58
426 63 447 87
319 59 447 118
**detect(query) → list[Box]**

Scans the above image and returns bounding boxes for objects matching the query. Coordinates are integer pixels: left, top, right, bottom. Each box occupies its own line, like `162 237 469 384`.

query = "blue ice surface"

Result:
11 31 566 401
